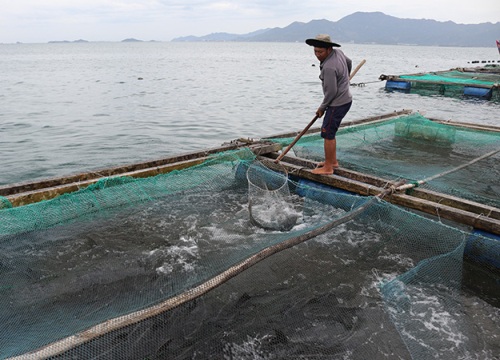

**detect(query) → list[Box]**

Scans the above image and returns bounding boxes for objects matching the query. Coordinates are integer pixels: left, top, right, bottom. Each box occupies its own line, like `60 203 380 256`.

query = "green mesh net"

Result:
0 197 12 210
400 70 499 86
382 69 500 100
1 147 499 359
274 113 500 209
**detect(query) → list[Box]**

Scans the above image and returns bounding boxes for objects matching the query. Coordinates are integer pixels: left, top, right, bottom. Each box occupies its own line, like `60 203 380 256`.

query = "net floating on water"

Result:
380 66 500 101
1 111 499 360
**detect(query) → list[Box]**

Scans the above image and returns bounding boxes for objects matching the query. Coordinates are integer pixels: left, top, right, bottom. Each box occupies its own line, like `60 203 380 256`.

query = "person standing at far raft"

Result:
306 34 352 175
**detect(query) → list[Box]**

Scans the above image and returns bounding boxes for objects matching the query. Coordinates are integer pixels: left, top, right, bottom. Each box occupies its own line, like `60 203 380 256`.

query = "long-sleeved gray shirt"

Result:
318 49 352 111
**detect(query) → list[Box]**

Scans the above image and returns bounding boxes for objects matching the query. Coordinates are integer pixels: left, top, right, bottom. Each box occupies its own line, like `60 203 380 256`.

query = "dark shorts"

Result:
320 101 352 139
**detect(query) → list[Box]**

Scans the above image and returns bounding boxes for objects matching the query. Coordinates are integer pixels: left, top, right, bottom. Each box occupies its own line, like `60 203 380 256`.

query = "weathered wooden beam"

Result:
3 142 281 207
0 140 253 196
5 158 208 207
265 150 500 221
403 188 500 221
428 118 500 133
262 109 413 139
268 155 500 236
388 194 500 235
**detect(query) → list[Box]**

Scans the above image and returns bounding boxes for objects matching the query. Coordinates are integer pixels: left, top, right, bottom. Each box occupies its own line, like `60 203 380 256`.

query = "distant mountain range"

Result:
172 12 500 47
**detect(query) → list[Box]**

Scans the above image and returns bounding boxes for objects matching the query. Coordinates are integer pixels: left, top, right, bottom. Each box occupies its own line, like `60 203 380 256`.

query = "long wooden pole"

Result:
274 115 319 163
396 148 500 191
349 59 366 80
275 59 366 163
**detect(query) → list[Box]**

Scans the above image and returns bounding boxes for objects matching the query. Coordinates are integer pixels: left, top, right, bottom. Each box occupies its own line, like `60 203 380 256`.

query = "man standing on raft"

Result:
306 34 352 175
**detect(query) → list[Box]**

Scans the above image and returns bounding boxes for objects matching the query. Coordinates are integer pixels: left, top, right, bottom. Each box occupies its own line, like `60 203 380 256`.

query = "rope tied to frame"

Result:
396 148 500 192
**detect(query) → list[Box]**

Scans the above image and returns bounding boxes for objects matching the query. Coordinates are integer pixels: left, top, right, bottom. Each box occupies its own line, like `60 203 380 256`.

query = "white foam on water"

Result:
223 335 271 360
313 223 380 247
250 199 301 231
378 253 415 268
382 282 471 358
345 228 382 247
409 290 467 349
203 223 250 243
151 236 199 275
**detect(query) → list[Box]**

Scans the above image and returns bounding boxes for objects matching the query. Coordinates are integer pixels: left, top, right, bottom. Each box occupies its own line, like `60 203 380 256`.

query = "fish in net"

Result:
246 159 301 231
1 147 499 360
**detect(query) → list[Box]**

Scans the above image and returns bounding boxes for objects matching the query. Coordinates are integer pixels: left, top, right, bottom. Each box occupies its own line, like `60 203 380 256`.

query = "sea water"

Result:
1 41 499 185
1 41 499 358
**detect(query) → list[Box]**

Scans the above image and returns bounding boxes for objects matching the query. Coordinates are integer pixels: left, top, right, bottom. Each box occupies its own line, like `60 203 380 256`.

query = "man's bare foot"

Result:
311 166 334 175
316 161 339 169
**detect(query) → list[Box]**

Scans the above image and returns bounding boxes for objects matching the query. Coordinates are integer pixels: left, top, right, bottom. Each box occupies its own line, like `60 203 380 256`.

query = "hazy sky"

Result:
1 0 499 43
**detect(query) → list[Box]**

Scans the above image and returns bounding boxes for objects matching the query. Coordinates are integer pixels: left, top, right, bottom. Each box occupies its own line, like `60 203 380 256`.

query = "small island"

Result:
121 38 143 42
48 39 89 43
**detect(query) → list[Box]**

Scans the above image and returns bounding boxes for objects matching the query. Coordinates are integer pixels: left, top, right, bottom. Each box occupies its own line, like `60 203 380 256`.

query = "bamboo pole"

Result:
396 148 500 191
274 115 319 163
349 59 366 80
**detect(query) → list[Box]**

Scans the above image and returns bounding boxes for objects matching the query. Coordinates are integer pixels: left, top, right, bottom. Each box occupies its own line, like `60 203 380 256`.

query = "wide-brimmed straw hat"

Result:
305 34 341 48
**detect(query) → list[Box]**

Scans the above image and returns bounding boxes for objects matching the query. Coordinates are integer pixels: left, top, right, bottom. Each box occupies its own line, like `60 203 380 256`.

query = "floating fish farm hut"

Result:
380 65 500 100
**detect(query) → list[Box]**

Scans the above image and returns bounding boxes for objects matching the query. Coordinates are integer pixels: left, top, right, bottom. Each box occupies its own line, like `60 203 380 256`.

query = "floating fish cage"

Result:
380 66 500 101
1 110 499 359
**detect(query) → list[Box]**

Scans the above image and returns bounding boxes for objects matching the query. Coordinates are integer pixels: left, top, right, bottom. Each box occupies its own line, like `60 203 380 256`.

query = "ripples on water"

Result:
1 42 498 184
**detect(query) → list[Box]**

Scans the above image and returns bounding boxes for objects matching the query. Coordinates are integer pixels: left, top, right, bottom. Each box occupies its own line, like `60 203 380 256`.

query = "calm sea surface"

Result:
1 42 499 185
